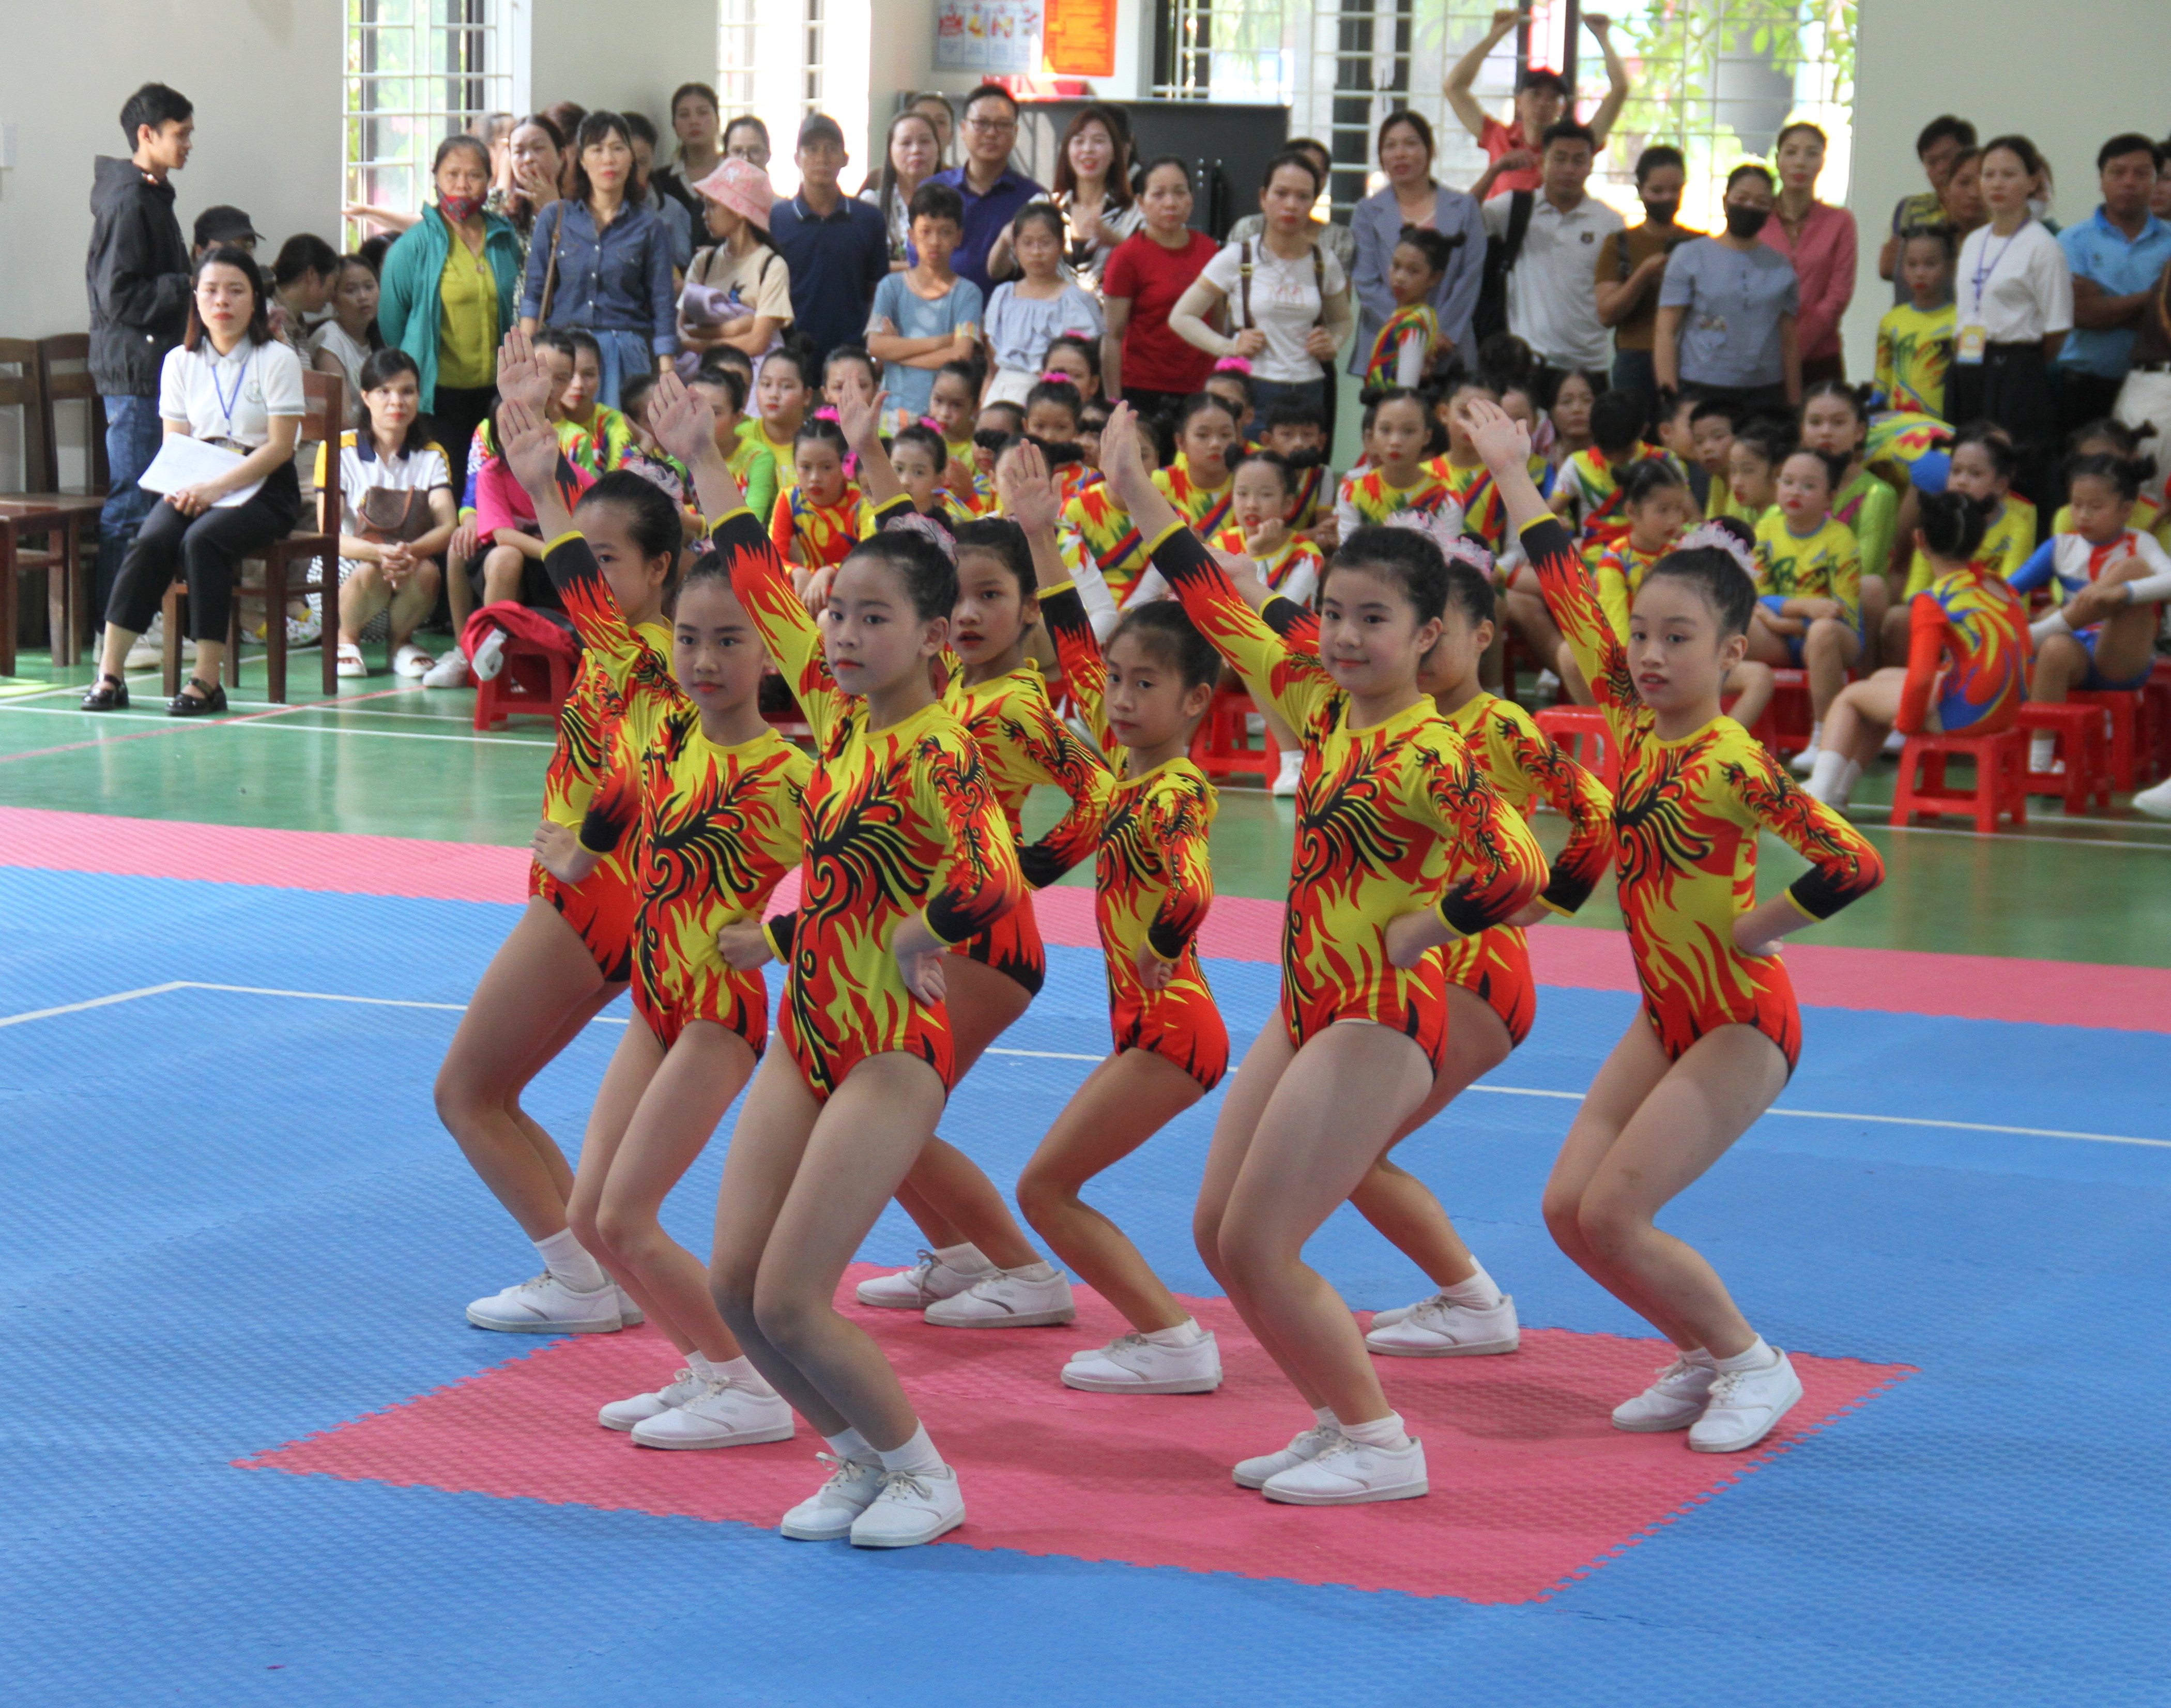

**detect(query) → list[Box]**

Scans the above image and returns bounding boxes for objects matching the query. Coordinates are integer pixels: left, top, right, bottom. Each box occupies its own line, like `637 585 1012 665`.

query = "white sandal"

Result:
335 641 368 679
393 642 433 679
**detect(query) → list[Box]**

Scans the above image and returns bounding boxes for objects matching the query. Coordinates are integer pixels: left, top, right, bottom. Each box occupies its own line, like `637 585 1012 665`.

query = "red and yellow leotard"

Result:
1061 480 1149 601
1155 457 1234 538
1209 526 1326 606
1897 562 2031 737
722 510 1026 1099
1525 515 1884 1071
769 486 863 570
1592 538 1671 642
1021 581 1230 1089
1556 447 1631 550
1146 521 1548 1067
543 527 811 1053
1425 457 1509 557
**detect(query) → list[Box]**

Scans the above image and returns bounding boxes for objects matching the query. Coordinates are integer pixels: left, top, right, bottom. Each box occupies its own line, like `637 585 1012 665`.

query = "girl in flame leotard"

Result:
1101 402 1548 1508
500 378 812 1449
1469 394 1883 1458
704 388 1026 1550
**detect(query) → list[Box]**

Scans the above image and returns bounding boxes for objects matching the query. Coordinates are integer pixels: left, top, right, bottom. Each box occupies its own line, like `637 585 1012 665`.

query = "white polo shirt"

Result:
1484 191 1624 371
158 336 306 449
1955 218 2074 345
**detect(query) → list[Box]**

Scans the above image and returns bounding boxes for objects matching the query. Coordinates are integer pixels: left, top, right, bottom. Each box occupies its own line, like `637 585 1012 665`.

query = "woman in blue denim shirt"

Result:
519 111 677 406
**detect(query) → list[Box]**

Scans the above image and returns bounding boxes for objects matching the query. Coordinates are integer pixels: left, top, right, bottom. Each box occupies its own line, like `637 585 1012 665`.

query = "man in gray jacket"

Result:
87 83 194 616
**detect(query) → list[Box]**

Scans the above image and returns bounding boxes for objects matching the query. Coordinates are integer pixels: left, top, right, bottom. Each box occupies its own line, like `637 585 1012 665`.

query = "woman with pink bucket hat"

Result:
679 157 793 375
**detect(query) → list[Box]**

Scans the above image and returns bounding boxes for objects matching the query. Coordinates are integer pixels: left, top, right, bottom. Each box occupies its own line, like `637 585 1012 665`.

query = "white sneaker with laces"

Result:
781 1454 887 1541
599 1366 704 1432
1061 1330 1222 1394
849 1465 966 1548
1365 1292 1520 1357
1271 749 1303 798
1232 1423 1342 1490
855 1250 983 1310
465 1272 622 1334
421 650 470 689
1688 1350 1803 1453
1260 1435 1428 1505
471 628 508 682
923 1268 1076 1328
629 1377 795 1449
2134 775 2171 820
1611 1351 1719 1432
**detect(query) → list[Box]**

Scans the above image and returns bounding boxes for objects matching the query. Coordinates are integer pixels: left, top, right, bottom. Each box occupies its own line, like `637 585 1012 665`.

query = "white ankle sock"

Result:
711 1354 773 1395
1440 1263 1503 1310
1714 1336 1778 1374
933 1241 995 1276
533 1227 607 1291
2030 732 2057 769
1311 1404 1338 1429
1336 1411 1413 1451
1805 721 1823 752
685 1351 715 1380
1807 746 1856 804
1684 1346 1717 1369
1002 1260 1059 1283
877 1422 945 1475
1142 1317 1206 1348
823 1426 875 1464
2031 609 2073 643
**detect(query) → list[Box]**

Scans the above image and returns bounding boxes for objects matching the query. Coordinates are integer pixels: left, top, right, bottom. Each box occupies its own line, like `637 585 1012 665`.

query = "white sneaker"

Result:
1365 1292 1520 1358
629 1376 796 1449
599 1366 704 1432
1789 742 1821 775
1061 1330 1222 1394
2029 734 2057 774
2133 775 2171 820
421 650 470 689
1260 1435 1428 1505
849 1465 966 1548
471 628 508 682
465 1271 622 1334
780 1453 886 1541
1882 726 1906 755
1611 1350 1719 1433
1271 749 1302 798
1688 1350 1804 1453
855 1250 985 1310
923 1267 1076 1328
1232 1423 1343 1490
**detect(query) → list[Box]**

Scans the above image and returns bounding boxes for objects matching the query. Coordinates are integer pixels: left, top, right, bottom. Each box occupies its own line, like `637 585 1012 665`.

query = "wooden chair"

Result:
0 337 105 674
160 369 342 704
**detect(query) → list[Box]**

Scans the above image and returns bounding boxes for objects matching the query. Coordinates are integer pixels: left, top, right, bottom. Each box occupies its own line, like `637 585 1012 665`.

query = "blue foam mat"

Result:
2 866 2167 1706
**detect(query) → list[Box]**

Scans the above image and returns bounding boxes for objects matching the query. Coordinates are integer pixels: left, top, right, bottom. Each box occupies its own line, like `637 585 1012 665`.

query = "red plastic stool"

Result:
2015 703 2109 814
2143 660 2171 785
1533 705 1620 794
1889 728 2027 832
1189 681 1276 783
1764 668 1814 758
472 639 578 731
2068 689 2143 793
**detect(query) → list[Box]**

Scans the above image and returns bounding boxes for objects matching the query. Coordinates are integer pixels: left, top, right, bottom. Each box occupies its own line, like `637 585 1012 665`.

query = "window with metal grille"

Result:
1152 0 1293 106
343 0 522 242
720 0 868 198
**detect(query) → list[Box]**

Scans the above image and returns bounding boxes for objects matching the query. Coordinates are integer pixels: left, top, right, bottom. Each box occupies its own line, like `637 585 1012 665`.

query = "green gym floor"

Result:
3 644 2167 968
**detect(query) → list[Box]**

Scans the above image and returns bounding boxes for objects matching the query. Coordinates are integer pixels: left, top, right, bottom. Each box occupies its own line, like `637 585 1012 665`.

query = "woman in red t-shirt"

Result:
1103 157 1220 419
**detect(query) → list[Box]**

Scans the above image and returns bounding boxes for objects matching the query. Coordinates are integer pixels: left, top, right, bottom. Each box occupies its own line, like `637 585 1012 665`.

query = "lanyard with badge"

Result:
209 345 253 449
1958 217 2026 365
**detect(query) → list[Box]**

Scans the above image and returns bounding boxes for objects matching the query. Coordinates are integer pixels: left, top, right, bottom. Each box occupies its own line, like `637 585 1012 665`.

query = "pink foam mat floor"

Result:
241 1266 1912 1604
6 805 2165 1032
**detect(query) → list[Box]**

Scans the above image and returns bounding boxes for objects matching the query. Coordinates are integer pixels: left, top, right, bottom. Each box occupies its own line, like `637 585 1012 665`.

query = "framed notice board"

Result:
1042 0 1117 75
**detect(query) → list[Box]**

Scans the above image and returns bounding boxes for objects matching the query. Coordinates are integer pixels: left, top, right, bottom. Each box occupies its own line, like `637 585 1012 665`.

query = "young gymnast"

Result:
829 391 1108 1328
1243 529 1614 1359
771 418 861 574
997 445 1232 1394
496 361 807 1448
1333 388 1462 551
1748 445 1862 771
1425 376 1511 556
1800 381 1898 664
706 409 1027 1550
1102 401 1549 1504
751 344 814 484
1468 394 1884 1453
1803 489 2029 809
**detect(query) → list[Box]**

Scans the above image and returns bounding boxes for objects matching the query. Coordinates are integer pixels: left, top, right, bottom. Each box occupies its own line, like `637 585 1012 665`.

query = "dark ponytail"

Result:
1915 488 1987 565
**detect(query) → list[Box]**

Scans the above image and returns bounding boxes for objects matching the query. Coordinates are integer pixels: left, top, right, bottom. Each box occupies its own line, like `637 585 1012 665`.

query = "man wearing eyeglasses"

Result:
929 84 1046 297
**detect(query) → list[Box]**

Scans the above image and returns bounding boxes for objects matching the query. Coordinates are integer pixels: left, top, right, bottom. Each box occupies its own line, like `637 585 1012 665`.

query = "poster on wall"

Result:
935 0 1043 73
1042 0 1115 75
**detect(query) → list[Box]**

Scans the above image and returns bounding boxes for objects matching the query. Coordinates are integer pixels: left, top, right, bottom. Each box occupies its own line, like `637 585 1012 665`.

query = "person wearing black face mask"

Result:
1655 162 1803 416
1596 145 1704 422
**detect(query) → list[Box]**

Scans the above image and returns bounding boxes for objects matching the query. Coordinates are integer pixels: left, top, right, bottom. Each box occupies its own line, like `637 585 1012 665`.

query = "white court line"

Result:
1 980 2163 1152
0 699 555 748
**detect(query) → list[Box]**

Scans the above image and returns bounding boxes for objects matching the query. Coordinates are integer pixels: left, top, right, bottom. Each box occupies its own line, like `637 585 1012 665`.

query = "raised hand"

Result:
1097 401 1152 511
649 370 721 469
837 386 886 454
499 398 562 503
998 440 1062 534
1460 395 1531 476
496 328 550 414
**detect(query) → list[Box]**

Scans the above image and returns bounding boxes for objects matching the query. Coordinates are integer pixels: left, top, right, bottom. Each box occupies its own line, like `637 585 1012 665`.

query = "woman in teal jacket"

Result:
377 136 525 512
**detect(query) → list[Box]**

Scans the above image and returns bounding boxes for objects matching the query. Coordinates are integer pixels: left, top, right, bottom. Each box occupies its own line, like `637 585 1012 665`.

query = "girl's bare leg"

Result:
589 1020 758 1361
1803 617 1862 724
1213 1021 1434 1425
564 1018 670 1329
1724 660 1776 728
434 898 617 1239
1016 1049 1203 1331
1826 669 1906 767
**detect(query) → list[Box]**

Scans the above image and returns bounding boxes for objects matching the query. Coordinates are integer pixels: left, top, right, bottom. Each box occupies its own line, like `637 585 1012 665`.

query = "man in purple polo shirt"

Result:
769 113 890 364
929 84 1045 298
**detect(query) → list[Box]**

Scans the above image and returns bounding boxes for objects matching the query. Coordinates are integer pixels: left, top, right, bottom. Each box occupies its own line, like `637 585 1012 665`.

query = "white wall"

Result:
0 1 343 347
1844 0 2171 375
528 0 716 134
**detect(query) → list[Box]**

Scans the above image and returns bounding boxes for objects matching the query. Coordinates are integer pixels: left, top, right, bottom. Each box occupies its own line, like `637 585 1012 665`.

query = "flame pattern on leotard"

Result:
1524 515 1884 1071
1897 561 2031 737
721 510 1025 1100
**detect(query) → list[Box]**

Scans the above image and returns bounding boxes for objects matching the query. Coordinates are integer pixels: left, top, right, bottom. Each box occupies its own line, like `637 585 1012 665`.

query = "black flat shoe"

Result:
80 674 129 711
167 678 227 717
